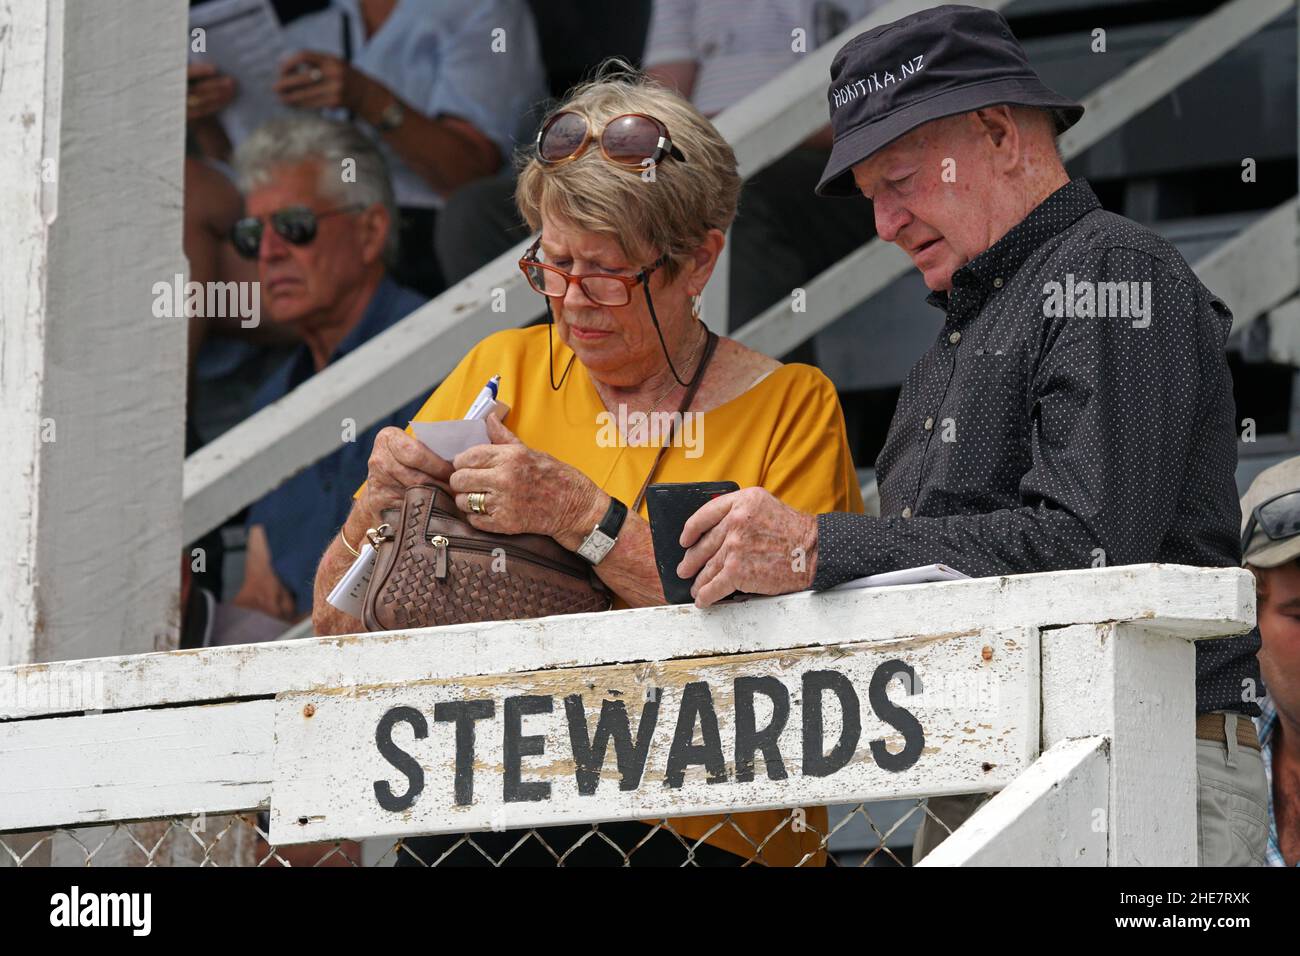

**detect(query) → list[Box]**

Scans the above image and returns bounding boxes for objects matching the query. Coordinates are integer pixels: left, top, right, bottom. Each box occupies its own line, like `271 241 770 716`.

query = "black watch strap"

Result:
599 497 628 537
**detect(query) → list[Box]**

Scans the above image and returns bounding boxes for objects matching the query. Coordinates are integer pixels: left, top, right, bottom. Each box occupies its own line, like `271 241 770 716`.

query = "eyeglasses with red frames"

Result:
535 111 687 171
518 237 668 307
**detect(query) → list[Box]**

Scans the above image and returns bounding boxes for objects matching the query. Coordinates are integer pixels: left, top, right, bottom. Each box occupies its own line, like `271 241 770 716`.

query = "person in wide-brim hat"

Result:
815 3 1083 198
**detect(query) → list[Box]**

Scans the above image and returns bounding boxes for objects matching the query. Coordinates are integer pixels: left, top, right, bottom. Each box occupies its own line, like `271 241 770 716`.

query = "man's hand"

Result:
187 63 237 123
274 51 370 112
677 487 819 608
233 524 297 622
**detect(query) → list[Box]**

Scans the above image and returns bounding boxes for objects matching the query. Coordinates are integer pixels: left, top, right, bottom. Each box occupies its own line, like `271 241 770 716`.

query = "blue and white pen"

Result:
464 375 501 420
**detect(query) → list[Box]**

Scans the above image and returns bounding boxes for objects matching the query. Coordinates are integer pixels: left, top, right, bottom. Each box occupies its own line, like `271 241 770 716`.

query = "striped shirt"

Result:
644 0 885 116
1256 696 1297 867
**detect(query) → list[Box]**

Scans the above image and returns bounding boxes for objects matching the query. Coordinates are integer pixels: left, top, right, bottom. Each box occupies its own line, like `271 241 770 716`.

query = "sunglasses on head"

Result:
1241 489 1300 556
229 204 363 259
536 111 687 171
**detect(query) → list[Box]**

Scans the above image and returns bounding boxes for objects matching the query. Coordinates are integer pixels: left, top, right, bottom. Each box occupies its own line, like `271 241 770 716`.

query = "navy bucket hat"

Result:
816 4 1083 197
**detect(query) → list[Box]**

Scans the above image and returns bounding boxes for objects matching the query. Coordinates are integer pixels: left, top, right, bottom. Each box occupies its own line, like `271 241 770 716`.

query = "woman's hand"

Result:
187 63 237 123
450 415 602 539
274 51 372 112
357 426 453 526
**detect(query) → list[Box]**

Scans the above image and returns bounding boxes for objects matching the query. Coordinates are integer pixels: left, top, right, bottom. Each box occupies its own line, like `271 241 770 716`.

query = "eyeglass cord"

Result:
546 270 706 393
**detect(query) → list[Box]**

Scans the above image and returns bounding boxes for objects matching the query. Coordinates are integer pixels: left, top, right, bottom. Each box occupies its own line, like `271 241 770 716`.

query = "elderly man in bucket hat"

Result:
675 4 1266 864
1242 459 1300 866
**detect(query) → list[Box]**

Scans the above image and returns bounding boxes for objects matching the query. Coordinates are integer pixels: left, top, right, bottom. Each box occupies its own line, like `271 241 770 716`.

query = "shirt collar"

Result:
924 178 1102 312
334 275 401 361
283 275 402 389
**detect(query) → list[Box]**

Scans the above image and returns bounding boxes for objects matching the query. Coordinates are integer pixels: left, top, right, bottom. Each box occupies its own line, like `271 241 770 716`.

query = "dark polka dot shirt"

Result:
812 178 1260 716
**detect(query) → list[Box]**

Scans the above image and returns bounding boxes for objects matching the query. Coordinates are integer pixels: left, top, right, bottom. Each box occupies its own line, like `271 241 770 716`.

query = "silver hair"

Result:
234 115 399 266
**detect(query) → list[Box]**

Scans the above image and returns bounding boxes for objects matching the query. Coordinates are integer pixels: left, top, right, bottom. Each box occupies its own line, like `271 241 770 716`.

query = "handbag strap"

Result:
630 328 720 513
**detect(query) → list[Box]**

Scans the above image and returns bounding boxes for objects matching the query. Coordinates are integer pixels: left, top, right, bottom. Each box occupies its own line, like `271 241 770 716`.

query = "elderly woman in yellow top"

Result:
313 72 863 866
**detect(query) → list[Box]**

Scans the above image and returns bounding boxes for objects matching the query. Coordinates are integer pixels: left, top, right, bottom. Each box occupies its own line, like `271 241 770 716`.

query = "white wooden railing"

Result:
0 565 1255 865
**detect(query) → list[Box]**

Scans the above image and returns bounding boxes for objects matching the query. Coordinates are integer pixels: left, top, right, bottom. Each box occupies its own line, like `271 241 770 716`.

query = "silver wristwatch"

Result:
577 498 629 565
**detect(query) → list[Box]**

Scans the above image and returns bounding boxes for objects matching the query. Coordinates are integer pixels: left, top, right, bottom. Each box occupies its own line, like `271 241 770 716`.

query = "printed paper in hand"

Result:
189 0 291 144
327 543 378 619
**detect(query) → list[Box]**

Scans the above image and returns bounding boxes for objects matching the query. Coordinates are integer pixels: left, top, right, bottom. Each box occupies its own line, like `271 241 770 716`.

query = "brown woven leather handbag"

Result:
360 329 718 631
361 482 612 630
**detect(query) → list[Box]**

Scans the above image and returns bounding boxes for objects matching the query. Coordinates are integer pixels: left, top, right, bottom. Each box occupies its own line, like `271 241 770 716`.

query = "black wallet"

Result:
645 481 740 604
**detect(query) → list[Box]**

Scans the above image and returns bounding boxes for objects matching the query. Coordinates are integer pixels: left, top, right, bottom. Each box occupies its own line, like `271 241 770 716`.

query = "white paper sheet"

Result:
830 563 969 591
410 419 490 462
190 0 292 145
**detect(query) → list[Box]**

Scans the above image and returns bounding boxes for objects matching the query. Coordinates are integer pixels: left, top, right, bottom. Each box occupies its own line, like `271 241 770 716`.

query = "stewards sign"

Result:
269 627 1036 845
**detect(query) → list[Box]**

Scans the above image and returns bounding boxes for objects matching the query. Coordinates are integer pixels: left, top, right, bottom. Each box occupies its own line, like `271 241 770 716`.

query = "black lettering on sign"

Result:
433 698 495 806
734 676 790 782
565 694 660 795
504 694 552 802
664 681 728 788
868 660 925 772
373 706 428 812
802 670 861 776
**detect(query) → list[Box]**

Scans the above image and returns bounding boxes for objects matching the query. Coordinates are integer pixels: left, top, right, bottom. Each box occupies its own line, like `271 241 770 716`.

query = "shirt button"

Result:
923 416 934 431
901 506 913 518
993 277 1004 289
948 331 961 345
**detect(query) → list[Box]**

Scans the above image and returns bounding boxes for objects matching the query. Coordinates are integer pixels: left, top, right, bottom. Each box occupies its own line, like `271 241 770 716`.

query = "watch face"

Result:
580 529 616 564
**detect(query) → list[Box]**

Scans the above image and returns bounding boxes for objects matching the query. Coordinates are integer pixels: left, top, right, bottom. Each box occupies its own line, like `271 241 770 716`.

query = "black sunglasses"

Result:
230 205 363 259
1241 489 1300 556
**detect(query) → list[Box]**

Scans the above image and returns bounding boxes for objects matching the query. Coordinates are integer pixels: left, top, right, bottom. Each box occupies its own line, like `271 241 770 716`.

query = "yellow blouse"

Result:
367 325 865 865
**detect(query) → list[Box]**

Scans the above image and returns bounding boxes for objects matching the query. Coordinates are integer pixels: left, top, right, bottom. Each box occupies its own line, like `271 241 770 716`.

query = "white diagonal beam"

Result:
917 736 1109 867
1192 198 1299 336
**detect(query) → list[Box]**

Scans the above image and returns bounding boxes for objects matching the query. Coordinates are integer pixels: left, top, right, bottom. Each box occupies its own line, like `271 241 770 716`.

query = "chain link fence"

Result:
0 800 942 867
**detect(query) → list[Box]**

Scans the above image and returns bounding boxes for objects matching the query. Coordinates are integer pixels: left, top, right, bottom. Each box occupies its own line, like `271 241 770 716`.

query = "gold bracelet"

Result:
339 527 361 557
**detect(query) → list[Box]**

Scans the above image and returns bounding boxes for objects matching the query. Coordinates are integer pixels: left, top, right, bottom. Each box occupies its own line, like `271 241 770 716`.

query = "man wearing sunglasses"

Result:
1242 459 1300 866
230 116 427 623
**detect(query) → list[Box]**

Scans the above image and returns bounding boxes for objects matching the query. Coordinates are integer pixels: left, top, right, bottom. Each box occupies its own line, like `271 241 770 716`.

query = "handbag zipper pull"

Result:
430 534 449 578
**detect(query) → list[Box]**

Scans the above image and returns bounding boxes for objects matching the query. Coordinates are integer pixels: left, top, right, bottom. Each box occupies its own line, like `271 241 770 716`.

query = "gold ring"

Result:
468 492 487 515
